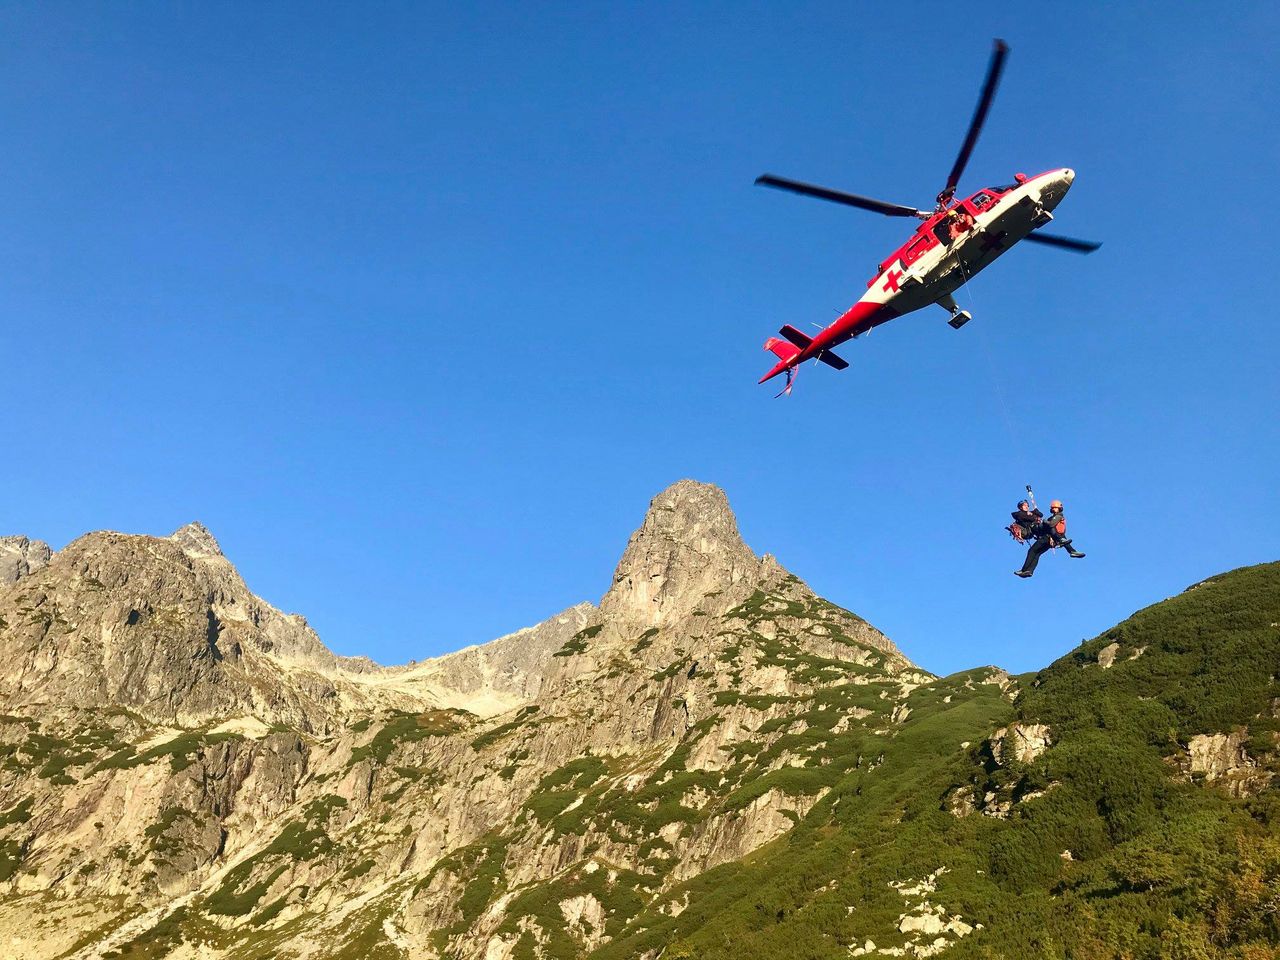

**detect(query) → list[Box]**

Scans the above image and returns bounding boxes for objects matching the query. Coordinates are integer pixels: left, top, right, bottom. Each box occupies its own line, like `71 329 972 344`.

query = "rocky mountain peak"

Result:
599 479 770 626
0 480 935 958
0 535 53 585
169 521 224 559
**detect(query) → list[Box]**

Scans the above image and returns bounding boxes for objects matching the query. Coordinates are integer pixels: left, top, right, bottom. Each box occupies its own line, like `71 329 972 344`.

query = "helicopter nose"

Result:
1039 168 1074 210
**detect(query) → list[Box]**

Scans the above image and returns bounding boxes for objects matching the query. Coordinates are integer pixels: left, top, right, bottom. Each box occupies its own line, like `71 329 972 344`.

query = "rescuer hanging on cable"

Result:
1014 498 1085 578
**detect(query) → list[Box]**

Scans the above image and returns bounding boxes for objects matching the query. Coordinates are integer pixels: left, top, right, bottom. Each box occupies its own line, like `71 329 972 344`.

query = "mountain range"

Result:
0 480 1276 959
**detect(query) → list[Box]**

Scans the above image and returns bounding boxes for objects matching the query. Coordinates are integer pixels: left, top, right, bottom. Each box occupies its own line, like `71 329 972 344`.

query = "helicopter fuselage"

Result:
759 167 1076 384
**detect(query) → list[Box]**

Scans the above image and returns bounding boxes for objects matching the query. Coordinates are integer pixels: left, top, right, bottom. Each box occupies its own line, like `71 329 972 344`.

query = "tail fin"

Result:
764 337 801 364
761 338 800 397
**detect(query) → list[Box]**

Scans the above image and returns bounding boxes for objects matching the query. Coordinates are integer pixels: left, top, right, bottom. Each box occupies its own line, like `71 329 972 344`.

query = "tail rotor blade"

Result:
940 39 1009 204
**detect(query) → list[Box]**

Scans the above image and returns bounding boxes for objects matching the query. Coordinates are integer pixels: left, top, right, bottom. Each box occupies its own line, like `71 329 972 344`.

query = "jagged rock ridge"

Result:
0 535 51 586
0 480 928 958
600 479 774 627
1 488 1276 958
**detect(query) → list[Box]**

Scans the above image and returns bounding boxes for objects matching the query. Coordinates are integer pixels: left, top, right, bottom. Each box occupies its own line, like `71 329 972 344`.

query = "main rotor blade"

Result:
1024 231 1103 254
942 39 1009 201
755 174 926 218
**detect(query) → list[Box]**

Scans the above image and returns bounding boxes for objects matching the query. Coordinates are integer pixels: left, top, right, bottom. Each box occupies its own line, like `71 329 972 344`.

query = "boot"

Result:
1014 570 1033 578
1061 539 1085 559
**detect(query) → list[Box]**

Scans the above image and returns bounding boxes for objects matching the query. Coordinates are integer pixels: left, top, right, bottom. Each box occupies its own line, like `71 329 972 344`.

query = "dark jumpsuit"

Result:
1011 508 1042 541
1020 510 1079 575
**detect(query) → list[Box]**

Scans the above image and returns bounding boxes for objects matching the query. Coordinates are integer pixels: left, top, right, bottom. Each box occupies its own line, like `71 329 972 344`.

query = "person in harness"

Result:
1008 499 1042 542
937 206 977 245
1014 498 1085 578
949 206 977 241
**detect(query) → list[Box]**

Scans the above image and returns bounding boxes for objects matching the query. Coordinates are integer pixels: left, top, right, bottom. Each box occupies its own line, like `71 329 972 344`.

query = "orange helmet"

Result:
1050 499 1063 511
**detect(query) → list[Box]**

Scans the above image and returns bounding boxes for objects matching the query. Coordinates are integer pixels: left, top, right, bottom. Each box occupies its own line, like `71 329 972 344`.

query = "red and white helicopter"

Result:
756 40 1100 395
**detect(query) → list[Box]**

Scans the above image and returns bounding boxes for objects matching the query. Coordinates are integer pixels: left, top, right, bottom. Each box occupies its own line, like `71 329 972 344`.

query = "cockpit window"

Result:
971 191 994 209
991 182 1019 193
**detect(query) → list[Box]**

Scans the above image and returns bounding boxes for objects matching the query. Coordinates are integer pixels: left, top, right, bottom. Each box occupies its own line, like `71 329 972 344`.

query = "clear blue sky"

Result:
3 3 1277 676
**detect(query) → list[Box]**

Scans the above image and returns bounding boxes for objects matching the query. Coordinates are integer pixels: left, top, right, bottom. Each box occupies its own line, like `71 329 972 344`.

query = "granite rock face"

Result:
0 524 451 733
1183 729 1272 797
399 601 596 709
990 722 1053 765
600 480 774 628
0 480 920 960
0 535 52 585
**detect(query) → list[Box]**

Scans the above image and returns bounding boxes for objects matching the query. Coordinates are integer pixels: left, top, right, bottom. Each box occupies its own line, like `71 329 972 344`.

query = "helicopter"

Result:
756 39 1101 396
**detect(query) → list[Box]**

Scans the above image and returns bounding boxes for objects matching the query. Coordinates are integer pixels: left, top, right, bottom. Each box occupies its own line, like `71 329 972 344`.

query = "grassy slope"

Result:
593 562 1280 960
412 588 914 958
10 565 1278 958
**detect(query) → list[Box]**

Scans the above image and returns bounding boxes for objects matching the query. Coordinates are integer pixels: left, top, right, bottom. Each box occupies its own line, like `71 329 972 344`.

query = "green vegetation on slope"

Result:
203 795 349 918
591 562 1280 960
556 624 604 658
430 594 910 957
350 709 468 764
472 705 541 751
20 565 1280 960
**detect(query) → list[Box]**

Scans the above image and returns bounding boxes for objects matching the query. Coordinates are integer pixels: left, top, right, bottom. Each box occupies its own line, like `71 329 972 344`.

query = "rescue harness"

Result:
1005 484 1065 546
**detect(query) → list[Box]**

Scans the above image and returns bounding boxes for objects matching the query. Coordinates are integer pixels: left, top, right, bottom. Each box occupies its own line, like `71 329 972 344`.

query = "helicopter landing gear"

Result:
937 294 972 329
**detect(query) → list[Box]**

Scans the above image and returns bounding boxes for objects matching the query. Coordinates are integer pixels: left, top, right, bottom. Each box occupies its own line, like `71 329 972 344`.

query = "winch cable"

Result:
954 252 1036 499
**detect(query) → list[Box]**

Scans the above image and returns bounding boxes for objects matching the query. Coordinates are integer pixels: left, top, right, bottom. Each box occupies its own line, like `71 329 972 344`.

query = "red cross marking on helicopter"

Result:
882 267 903 293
